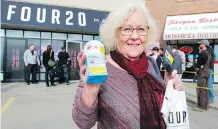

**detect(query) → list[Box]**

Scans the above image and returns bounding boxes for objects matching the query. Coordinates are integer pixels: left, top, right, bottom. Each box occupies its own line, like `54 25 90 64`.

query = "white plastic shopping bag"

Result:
161 80 190 129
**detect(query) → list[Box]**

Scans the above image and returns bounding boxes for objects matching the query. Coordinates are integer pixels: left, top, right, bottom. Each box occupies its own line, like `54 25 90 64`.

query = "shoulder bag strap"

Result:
50 50 52 60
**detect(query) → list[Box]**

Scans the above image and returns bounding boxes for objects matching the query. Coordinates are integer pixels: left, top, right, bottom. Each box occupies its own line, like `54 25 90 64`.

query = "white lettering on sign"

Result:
66 11 73 25
5 4 106 29
78 12 86 26
101 19 106 23
94 18 106 23
164 13 218 40
52 9 60 24
21 7 31 21
7 5 16 20
37 8 46 23
94 18 99 23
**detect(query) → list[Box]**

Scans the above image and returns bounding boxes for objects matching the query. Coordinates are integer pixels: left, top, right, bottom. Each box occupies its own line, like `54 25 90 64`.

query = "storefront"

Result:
163 12 218 83
0 0 109 82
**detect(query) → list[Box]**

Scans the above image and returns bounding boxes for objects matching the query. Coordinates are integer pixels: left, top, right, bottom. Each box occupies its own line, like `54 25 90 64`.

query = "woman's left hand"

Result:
170 70 183 90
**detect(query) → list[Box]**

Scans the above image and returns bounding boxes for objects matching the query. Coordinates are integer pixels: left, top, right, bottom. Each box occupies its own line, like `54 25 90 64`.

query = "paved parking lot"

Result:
1 82 218 129
1 82 98 129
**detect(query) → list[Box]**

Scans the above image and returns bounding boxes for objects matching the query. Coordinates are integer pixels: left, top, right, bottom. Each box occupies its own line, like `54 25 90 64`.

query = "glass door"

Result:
5 38 26 81
66 41 82 81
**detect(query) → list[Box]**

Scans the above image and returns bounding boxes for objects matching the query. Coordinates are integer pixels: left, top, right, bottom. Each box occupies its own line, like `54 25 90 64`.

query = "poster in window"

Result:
6 39 25 81
67 41 81 80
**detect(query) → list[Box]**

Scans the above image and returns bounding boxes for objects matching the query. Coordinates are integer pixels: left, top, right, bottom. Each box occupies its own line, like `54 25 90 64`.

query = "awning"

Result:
163 12 218 40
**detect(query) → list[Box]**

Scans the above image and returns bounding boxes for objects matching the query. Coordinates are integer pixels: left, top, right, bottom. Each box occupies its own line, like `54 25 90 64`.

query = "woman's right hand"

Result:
77 50 101 107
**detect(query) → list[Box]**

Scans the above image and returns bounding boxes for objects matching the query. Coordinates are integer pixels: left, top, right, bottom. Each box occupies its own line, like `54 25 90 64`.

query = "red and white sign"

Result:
163 12 218 40
179 46 193 54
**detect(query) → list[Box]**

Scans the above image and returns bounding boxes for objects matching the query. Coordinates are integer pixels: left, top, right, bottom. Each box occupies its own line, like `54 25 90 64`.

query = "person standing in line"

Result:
204 40 215 103
159 48 164 57
159 48 165 80
24 44 40 85
178 49 186 75
43 45 56 87
171 46 183 79
58 46 70 85
193 40 211 112
151 47 162 70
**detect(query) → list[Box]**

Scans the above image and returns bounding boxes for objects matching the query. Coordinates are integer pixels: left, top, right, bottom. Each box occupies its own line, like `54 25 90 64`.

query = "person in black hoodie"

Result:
43 45 56 87
58 46 70 85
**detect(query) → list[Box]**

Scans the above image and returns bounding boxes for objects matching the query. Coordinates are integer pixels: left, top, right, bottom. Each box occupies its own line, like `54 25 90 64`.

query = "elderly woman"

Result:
72 3 182 129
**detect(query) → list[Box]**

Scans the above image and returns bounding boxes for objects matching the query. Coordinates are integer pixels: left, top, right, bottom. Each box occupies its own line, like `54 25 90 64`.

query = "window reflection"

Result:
68 34 82 41
6 30 23 38
1 38 4 72
0 29 5 37
24 31 40 38
41 32 51 39
52 33 67 40
52 40 65 61
83 35 93 41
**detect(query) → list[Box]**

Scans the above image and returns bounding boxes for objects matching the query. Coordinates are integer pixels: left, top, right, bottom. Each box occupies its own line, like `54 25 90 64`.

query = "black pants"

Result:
45 66 54 85
196 76 209 110
26 64 37 83
160 67 165 80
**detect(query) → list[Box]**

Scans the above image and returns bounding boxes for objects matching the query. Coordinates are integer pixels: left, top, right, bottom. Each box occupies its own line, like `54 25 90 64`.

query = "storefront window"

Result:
68 34 82 41
41 32 51 39
52 40 65 61
52 33 67 40
0 29 5 37
40 40 51 72
214 44 218 83
27 39 40 54
94 36 100 41
6 30 23 38
177 43 199 82
1 38 5 81
83 35 93 41
24 31 40 38
5 39 26 81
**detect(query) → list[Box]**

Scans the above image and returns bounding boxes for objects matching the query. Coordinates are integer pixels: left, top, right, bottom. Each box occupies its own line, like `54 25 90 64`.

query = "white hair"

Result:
99 2 158 53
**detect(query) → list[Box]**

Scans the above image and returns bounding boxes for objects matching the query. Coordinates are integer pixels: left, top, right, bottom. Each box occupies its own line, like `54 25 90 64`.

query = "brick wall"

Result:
145 0 218 44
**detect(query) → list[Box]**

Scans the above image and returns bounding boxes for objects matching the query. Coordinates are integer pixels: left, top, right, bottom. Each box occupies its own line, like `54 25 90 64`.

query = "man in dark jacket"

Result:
58 46 70 85
43 45 56 87
151 47 162 70
171 46 182 79
193 40 211 112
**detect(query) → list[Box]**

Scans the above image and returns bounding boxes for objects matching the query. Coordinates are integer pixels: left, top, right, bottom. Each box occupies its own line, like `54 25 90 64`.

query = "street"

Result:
1 82 218 129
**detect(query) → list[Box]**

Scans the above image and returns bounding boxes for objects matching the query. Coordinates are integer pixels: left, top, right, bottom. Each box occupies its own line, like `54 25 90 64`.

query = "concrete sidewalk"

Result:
184 82 218 110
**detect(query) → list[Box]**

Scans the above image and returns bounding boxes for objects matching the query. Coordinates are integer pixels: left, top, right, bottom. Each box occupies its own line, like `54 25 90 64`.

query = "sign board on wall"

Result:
163 13 218 40
1 0 109 33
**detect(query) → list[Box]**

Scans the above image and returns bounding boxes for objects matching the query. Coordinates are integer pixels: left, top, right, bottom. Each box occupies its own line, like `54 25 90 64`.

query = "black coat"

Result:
43 50 55 67
207 47 214 69
58 51 70 66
